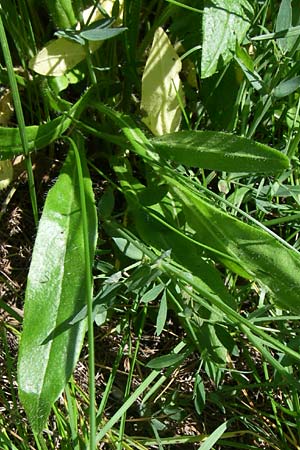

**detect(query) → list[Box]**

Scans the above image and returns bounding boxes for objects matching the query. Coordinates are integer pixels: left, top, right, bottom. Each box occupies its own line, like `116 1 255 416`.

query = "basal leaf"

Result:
202 0 253 78
141 27 184 136
151 131 289 172
165 175 300 313
18 148 97 432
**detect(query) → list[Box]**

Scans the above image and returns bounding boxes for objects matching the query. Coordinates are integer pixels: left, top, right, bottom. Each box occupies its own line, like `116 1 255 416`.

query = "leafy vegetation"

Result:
1 0 300 449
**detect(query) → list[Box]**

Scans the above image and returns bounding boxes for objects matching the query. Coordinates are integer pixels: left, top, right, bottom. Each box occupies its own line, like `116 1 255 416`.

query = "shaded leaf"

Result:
146 351 188 369
18 148 97 432
276 0 293 52
156 290 167 336
274 76 300 97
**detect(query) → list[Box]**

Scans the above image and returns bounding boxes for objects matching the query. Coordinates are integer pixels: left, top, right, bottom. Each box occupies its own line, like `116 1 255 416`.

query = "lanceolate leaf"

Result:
151 131 289 172
18 148 97 432
202 0 253 78
164 175 300 313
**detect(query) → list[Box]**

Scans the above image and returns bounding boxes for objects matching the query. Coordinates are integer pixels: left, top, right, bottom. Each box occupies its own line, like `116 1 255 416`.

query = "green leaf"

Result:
194 374 206 416
276 0 293 52
0 90 90 158
146 351 188 369
200 421 228 450
80 21 127 41
165 176 300 313
112 236 144 260
201 0 253 78
0 114 72 159
151 131 289 172
274 76 300 97
18 148 97 432
141 284 165 304
156 290 167 336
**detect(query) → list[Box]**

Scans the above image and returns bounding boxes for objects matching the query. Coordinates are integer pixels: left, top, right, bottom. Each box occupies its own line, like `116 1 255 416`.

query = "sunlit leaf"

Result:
141 27 184 136
18 148 97 432
151 130 289 172
202 0 253 78
29 2 124 76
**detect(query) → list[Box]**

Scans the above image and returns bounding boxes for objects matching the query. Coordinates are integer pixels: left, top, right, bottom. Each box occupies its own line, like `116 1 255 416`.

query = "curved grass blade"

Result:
151 131 289 173
18 147 97 433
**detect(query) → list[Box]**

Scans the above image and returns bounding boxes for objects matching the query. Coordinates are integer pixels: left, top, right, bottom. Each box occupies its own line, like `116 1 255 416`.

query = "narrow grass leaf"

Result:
199 421 228 450
18 148 97 433
141 27 184 136
202 0 253 78
151 131 289 172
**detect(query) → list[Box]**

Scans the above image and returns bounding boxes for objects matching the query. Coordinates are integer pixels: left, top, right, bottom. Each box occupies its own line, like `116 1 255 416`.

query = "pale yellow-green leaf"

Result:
0 160 13 190
29 38 102 76
29 1 124 76
141 27 184 136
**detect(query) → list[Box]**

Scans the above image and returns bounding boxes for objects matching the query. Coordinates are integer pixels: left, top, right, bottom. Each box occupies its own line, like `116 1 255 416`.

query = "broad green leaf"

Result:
201 0 253 78
151 131 289 172
18 148 97 432
165 175 300 313
141 27 184 136
112 236 144 260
